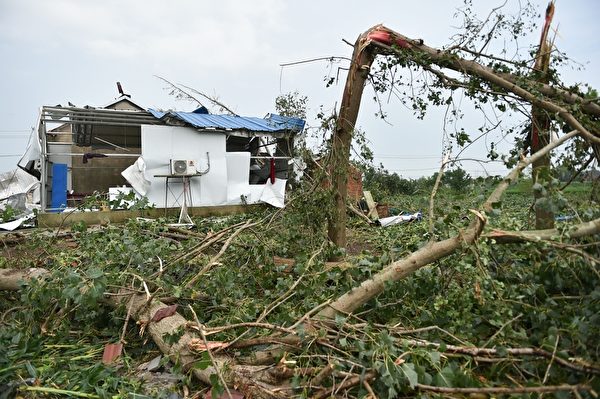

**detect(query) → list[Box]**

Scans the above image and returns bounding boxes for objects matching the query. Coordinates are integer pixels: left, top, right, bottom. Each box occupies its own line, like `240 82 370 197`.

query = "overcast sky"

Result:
1 0 598 177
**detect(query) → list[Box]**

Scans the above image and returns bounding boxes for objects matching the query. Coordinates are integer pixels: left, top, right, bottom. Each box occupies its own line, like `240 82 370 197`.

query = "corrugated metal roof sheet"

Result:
148 109 304 133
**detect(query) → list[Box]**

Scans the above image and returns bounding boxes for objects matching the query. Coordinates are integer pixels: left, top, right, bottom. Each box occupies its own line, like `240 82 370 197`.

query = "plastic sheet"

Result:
378 211 422 227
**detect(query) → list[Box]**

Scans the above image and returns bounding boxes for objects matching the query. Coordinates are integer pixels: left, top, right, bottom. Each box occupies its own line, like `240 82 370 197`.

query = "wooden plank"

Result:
363 191 379 220
348 202 374 225
37 204 265 228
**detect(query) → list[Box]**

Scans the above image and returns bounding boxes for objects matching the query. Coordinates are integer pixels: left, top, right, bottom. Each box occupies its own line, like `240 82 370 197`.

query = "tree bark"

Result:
0 269 288 399
327 29 376 248
0 268 49 290
531 2 555 229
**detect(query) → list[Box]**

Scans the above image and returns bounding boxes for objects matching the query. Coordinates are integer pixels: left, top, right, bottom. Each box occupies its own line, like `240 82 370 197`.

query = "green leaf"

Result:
210 373 224 398
434 366 455 387
496 346 508 357
25 361 38 378
87 267 103 279
192 352 211 370
400 363 419 388
429 351 441 366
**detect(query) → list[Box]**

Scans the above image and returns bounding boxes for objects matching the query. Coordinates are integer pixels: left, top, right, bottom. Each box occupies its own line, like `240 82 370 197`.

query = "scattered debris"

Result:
0 213 36 231
145 355 163 372
555 214 575 221
377 211 423 227
0 169 40 231
203 389 245 399
102 343 123 365
151 305 179 323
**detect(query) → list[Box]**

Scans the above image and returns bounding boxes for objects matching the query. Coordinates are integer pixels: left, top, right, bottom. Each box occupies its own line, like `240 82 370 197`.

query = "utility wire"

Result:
373 155 441 159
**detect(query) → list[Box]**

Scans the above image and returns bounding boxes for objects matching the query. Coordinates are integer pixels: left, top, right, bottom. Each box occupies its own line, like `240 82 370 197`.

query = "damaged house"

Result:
18 95 305 215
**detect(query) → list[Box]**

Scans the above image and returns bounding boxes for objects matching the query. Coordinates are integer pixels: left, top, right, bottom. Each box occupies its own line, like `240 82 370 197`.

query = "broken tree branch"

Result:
185 220 259 288
428 152 451 237
312 371 377 399
486 217 600 243
0 271 291 398
327 24 600 249
169 221 247 266
318 130 578 319
155 75 239 116
400 338 600 375
3 267 599 396
0 268 49 291
368 27 600 149
415 383 593 395
188 305 234 399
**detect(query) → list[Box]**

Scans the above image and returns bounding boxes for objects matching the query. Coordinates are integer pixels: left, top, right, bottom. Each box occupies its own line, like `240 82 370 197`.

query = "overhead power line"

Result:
373 155 442 159
386 167 440 172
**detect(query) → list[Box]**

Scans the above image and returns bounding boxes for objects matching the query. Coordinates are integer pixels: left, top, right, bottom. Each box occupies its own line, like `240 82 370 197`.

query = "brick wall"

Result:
347 165 363 202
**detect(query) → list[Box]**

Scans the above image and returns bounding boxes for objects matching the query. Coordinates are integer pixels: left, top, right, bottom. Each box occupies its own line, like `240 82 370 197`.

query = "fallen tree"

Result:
328 24 600 247
320 129 598 318
2 262 599 398
2 128 598 396
2 4 600 398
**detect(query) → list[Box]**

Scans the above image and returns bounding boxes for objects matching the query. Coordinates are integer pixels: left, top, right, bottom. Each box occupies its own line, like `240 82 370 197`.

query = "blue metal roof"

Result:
148 109 304 134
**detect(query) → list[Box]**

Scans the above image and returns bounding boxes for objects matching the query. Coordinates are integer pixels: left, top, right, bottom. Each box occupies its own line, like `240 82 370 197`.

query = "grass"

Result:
506 178 593 194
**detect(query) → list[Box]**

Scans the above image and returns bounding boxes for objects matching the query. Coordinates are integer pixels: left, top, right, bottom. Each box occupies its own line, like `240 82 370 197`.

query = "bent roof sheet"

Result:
148 110 305 133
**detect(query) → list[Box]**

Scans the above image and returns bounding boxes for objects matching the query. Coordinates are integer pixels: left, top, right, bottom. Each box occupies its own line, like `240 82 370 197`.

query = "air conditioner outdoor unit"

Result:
170 159 197 176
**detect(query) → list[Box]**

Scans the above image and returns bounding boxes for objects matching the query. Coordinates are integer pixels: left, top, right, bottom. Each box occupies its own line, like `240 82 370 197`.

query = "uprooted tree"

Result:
2 2 600 398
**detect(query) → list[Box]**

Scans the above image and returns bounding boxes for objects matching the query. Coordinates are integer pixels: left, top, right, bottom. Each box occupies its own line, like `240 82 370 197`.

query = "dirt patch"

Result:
345 229 376 256
0 231 77 269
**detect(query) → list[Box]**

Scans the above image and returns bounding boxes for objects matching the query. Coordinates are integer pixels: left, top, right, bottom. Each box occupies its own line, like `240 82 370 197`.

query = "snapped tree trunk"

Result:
531 1 555 230
327 29 376 249
327 23 599 251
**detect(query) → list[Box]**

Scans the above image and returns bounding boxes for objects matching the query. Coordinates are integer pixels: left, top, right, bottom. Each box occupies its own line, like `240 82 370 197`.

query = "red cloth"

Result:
269 158 276 184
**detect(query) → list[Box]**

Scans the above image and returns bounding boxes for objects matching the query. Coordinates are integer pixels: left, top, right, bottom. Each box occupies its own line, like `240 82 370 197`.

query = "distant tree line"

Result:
362 164 472 197
362 163 598 199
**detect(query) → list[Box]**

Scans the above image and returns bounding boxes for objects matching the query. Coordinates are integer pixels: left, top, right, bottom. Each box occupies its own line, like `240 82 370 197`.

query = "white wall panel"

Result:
225 152 251 204
141 125 227 207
